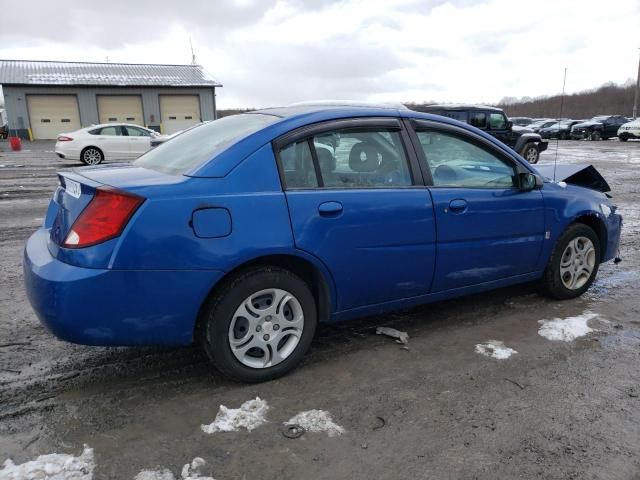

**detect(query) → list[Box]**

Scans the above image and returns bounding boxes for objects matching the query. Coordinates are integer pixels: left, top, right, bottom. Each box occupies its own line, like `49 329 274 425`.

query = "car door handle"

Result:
448 199 468 212
318 201 343 216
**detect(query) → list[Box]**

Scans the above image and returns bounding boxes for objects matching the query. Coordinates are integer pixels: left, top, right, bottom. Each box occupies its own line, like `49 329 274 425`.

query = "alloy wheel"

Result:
83 148 102 165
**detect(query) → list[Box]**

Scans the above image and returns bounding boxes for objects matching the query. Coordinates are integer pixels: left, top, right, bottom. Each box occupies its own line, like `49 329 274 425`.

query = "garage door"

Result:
27 95 81 140
98 96 144 126
160 95 201 134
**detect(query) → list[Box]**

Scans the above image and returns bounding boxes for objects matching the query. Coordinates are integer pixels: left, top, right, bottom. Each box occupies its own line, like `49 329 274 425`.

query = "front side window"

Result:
124 126 146 137
416 131 516 188
488 113 507 129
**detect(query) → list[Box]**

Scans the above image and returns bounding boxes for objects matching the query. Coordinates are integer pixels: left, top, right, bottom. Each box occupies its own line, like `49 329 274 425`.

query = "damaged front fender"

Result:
534 164 611 193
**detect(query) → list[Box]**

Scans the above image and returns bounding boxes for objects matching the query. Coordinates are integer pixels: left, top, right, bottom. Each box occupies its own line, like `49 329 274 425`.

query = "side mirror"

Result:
506 121 513 129
519 172 542 192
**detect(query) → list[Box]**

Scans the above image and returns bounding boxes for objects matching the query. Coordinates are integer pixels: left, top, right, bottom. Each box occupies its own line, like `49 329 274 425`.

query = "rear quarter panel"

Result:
111 144 296 271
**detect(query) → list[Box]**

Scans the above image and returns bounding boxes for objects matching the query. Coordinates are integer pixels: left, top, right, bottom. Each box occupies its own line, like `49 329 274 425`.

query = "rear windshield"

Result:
135 113 279 175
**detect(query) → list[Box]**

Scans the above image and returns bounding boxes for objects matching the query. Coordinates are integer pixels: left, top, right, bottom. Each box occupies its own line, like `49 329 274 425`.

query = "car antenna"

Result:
553 67 567 183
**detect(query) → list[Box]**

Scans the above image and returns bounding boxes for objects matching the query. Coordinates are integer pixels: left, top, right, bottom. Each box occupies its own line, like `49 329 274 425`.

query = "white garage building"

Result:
0 60 222 139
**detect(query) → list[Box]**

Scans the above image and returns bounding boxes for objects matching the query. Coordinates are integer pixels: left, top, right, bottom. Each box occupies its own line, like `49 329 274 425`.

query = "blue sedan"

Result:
24 103 622 382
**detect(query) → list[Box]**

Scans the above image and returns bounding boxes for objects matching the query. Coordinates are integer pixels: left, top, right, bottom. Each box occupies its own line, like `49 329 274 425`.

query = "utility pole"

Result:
634 48 640 119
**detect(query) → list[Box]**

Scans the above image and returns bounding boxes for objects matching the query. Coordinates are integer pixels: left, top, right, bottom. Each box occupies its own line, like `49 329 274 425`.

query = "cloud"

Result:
0 0 638 108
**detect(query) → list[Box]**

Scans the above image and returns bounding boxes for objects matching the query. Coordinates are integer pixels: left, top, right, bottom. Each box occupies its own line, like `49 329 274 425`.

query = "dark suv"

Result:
412 105 548 164
570 115 630 140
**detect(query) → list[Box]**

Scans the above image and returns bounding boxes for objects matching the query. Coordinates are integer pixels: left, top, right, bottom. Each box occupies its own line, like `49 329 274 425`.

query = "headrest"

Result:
349 142 381 172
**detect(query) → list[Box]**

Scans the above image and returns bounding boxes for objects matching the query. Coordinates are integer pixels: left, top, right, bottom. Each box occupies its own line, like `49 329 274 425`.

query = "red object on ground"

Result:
8 136 22 151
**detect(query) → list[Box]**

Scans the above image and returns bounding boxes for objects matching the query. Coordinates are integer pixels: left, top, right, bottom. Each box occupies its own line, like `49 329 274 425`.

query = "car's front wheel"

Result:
619 134 628 142
81 147 104 165
520 143 539 164
201 266 317 382
539 223 600 300
589 130 602 141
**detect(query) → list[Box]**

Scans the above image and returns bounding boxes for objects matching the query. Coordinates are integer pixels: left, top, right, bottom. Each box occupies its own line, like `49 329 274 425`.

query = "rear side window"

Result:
280 141 318 188
99 126 120 136
135 114 279 175
416 131 516 188
470 112 487 129
279 129 412 189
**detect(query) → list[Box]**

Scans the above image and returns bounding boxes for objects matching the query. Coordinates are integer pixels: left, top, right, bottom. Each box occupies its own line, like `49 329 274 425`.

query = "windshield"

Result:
591 116 609 122
135 113 279 175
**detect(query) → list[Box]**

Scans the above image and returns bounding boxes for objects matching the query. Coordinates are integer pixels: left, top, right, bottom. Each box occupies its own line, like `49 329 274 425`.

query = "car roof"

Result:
86 123 152 130
192 103 533 178
417 104 504 112
253 101 409 118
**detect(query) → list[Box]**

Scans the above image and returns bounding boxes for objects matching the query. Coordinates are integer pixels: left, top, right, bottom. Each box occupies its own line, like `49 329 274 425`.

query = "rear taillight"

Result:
57 136 74 142
63 187 144 248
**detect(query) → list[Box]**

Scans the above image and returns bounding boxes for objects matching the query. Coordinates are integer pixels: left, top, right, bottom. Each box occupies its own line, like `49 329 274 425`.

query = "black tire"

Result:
589 130 601 141
539 223 601 300
81 146 104 165
520 143 539 164
560 131 568 140
619 134 628 142
201 266 317 383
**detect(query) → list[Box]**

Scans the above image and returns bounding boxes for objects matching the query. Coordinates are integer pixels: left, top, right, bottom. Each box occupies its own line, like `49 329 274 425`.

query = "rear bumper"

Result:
23 228 224 346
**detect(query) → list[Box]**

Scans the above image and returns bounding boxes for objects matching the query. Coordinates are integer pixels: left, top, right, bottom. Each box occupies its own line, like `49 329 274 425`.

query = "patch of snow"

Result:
538 311 599 341
286 410 345 437
0 445 94 480
474 340 518 359
135 458 214 480
201 397 268 434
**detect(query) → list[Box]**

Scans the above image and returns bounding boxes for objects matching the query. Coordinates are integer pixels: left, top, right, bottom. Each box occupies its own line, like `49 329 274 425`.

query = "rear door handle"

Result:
318 201 343 216
448 199 468 212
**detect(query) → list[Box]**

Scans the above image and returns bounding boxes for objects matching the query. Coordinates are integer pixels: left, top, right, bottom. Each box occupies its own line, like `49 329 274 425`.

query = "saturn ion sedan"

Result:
55 123 160 165
24 103 622 382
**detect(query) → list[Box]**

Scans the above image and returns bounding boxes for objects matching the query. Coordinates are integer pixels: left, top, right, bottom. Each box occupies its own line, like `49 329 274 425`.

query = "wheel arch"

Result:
570 213 608 262
193 252 336 343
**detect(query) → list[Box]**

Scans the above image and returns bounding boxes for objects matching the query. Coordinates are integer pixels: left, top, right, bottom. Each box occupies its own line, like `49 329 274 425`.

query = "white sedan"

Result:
55 123 160 165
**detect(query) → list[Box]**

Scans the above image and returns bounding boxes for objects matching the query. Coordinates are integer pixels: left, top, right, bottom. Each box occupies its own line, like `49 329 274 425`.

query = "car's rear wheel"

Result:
81 147 104 165
560 131 568 140
520 143 539 164
201 266 317 383
589 131 601 141
539 223 600 300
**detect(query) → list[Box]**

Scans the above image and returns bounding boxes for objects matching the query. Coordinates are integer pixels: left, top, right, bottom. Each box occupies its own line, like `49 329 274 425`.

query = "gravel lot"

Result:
1 139 639 479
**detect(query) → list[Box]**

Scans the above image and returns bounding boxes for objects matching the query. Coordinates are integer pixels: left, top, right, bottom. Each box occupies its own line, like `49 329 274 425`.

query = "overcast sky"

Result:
1 0 639 109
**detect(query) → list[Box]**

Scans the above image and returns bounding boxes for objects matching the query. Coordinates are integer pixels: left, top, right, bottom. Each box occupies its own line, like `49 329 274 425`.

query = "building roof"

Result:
0 60 222 87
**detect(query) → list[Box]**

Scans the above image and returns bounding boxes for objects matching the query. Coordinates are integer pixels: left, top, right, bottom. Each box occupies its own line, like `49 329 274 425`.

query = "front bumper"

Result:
538 140 548 152
603 212 623 262
23 228 224 346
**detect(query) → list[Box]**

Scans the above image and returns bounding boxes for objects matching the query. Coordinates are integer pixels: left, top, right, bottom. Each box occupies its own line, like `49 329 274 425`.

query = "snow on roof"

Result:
0 60 222 87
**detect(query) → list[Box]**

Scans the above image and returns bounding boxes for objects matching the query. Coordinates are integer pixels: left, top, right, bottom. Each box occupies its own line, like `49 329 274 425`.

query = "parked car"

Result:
414 105 548 163
24 103 622 382
527 119 557 133
150 130 182 148
539 120 583 140
509 116 533 126
55 123 160 165
570 115 630 140
617 119 640 141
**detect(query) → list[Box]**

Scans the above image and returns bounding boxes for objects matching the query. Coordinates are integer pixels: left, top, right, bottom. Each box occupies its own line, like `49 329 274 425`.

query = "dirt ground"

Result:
1 139 639 480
